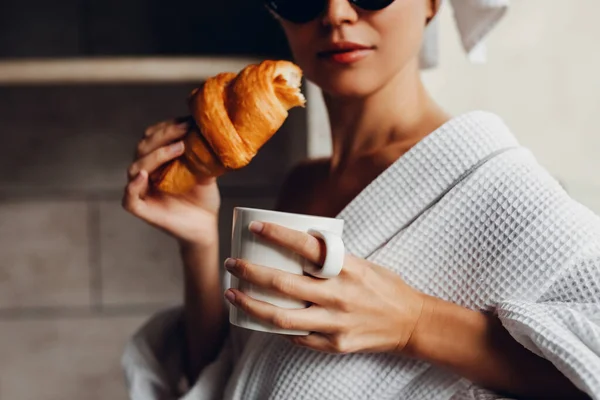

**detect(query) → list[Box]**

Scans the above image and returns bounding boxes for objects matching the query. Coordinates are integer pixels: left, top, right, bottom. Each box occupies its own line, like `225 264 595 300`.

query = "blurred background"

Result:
0 1 598 399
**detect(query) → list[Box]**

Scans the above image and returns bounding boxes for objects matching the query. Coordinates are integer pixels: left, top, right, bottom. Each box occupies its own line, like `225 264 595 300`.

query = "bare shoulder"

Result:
275 158 330 213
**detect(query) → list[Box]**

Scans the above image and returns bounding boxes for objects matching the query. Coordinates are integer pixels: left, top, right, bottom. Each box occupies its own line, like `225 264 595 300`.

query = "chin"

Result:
308 69 382 99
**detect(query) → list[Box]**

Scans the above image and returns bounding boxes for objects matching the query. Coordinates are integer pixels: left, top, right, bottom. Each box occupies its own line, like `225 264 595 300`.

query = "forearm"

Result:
406 296 587 399
180 233 228 384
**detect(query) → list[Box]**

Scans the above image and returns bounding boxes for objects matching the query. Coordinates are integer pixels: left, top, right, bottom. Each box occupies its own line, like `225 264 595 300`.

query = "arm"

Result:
406 295 589 399
181 159 321 380
122 118 229 386
180 233 228 384
180 156 324 382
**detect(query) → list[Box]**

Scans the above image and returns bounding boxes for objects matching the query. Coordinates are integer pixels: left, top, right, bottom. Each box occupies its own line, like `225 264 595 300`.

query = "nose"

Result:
321 0 359 27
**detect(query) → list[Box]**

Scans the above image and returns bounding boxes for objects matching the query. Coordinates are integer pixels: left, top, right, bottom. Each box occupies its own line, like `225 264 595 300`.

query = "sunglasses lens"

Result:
266 0 324 24
266 0 395 23
351 0 395 11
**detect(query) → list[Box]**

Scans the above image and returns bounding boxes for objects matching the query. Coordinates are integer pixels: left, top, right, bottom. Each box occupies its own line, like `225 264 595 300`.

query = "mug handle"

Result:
304 229 345 279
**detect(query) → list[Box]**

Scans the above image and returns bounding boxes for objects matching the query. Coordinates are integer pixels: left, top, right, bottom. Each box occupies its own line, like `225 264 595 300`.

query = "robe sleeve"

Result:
452 244 600 400
496 245 600 399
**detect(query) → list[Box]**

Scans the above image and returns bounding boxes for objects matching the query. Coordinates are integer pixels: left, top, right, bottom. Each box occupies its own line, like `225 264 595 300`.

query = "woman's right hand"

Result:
122 118 221 248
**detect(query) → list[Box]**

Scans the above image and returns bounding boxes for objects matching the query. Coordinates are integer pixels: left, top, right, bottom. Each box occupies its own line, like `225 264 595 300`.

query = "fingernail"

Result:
249 221 264 234
170 141 184 154
225 290 236 304
224 258 237 270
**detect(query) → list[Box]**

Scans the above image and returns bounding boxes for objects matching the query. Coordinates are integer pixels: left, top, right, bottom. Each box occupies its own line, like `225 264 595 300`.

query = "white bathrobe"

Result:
122 111 600 400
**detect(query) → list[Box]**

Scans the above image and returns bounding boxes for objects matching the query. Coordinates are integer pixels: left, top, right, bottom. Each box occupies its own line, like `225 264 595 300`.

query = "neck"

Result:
323 60 447 171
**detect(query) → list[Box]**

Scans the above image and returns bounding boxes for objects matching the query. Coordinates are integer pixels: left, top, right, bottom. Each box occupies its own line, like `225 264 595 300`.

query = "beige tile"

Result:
99 196 278 306
0 85 194 193
0 315 147 400
0 201 90 308
0 85 306 194
99 201 183 306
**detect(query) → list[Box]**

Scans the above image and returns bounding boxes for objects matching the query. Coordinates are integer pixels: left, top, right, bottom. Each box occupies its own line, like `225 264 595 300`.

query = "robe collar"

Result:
337 111 521 259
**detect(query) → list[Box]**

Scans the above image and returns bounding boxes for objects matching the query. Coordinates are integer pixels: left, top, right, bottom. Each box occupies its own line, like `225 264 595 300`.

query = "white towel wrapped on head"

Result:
421 0 509 68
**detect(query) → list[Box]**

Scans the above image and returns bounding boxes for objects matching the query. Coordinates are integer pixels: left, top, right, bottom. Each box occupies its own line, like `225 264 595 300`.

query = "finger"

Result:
122 170 150 216
128 141 185 181
143 116 189 138
143 121 167 138
248 222 326 265
224 258 329 304
288 333 335 352
290 334 356 354
137 121 189 158
225 289 336 333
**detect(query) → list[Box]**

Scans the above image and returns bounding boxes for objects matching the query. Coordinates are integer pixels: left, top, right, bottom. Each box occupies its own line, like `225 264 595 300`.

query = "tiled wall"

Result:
0 0 299 396
0 83 306 399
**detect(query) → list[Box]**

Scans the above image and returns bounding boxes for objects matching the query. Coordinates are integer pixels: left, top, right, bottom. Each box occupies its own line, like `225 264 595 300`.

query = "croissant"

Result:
150 60 306 195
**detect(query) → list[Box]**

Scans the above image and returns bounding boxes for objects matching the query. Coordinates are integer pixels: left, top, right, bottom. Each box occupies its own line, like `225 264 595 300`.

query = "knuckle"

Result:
236 295 250 311
156 125 169 140
272 274 295 294
127 164 138 180
235 260 251 280
121 197 136 214
136 141 146 157
344 259 366 281
167 123 182 136
331 335 352 354
260 222 273 236
299 234 311 251
328 292 349 312
158 146 171 160
299 234 316 255
121 196 130 211
146 121 166 137
126 181 136 196
272 311 293 330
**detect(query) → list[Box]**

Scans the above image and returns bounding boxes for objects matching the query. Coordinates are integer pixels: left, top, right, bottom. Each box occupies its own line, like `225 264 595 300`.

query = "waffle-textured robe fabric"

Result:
122 111 600 400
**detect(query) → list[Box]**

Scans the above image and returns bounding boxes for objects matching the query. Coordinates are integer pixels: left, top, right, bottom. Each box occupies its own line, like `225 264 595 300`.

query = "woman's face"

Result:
276 0 435 98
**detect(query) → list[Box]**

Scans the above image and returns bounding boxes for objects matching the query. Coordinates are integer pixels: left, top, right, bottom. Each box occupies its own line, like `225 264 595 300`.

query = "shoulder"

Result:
275 158 330 212
475 148 600 243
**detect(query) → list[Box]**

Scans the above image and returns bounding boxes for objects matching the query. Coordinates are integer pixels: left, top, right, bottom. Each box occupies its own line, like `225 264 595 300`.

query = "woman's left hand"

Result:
224 221 426 354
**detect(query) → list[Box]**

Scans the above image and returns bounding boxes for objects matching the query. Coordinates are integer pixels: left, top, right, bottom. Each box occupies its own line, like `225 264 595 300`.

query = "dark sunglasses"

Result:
265 0 395 24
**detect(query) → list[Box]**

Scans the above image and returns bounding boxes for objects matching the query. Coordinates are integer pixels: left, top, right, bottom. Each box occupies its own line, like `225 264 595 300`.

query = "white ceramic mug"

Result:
228 207 345 335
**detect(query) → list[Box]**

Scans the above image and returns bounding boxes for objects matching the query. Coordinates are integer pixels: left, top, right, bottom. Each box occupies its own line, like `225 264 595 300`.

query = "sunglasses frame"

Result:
265 0 396 24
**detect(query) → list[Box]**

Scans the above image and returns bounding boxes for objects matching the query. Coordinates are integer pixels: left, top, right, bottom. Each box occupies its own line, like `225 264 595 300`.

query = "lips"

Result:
317 41 375 64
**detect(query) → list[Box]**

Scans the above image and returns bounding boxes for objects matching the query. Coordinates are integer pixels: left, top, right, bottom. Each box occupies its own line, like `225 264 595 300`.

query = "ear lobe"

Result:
426 0 442 24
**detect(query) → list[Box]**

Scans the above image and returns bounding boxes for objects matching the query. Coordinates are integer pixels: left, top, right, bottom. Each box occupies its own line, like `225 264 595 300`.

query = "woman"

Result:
121 1 600 399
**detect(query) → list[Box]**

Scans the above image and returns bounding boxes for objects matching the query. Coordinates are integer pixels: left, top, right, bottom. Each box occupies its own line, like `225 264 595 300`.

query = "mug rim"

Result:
234 207 344 225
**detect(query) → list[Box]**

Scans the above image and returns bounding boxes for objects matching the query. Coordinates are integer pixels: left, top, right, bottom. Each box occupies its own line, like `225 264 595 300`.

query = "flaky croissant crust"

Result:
151 60 305 195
